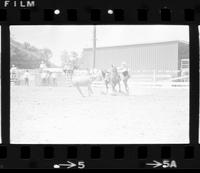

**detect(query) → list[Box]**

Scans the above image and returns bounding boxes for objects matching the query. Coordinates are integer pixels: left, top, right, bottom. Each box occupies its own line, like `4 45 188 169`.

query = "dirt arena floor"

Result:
10 85 190 144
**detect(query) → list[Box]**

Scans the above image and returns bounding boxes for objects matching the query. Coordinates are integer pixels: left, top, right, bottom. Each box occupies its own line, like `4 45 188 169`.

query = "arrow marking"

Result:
146 160 163 168
54 161 76 169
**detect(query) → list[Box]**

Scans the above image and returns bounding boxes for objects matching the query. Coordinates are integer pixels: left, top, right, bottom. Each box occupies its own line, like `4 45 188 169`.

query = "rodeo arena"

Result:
10 39 190 144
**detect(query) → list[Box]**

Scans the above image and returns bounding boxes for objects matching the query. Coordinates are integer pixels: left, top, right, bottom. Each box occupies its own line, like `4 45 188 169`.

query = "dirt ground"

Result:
10 85 189 144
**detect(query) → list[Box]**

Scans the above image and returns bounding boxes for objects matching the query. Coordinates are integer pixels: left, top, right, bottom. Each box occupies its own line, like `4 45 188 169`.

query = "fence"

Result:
10 68 189 88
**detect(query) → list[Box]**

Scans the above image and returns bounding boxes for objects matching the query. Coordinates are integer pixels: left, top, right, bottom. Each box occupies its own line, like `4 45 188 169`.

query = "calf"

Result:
72 74 95 97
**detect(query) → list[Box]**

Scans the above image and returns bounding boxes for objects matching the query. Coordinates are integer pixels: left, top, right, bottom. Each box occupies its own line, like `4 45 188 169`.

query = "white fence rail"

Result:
10 68 189 88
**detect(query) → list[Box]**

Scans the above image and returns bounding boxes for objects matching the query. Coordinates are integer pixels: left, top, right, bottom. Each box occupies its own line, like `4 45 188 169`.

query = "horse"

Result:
41 71 50 86
110 66 121 92
63 63 74 81
64 68 96 97
101 66 121 94
101 69 110 93
63 68 73 81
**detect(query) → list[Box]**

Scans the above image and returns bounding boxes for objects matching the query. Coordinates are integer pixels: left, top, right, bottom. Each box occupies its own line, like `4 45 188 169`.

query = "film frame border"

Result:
0 0 199 169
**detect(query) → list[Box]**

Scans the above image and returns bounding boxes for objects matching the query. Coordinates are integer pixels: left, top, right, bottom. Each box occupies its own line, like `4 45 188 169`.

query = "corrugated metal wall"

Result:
81 42 179 73
178 42 190 70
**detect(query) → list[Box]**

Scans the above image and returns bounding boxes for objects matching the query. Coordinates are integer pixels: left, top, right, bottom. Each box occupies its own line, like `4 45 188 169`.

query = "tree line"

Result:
10 38 55 69
10 38 82 70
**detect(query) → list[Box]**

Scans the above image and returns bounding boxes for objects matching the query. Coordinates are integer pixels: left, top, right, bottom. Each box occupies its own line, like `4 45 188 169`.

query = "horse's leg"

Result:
118 81 121 92
88 84 93 96
105 81 109 93
75 85 85 97
114 78 118 92
112 82 116 92
65 71 67 80
70 72 73 81
42 78 45 86
66 71 69 80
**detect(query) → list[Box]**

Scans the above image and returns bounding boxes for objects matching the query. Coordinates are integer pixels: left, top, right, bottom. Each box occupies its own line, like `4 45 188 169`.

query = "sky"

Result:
10 25 189 66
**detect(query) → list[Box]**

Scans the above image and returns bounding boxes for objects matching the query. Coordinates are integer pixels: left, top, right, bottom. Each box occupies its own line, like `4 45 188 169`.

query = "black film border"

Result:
0 0 200 169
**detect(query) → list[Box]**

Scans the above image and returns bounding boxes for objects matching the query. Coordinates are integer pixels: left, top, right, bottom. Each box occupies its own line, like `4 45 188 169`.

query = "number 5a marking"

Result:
163 160 177 168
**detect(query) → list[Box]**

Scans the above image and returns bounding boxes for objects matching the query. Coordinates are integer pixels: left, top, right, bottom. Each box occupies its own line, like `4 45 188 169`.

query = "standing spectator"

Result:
10 65 17 84
51 72 57 86
24 70 30 86
120 62 130 94
41 71 47 86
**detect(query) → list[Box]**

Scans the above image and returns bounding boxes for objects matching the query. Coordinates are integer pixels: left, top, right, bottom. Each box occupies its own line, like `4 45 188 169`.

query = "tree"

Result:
23 42 31 49
70 51 80 69
70 51 79 59
10 39 54 69
40 48 53 62
36 48 53 67
61 50 70 67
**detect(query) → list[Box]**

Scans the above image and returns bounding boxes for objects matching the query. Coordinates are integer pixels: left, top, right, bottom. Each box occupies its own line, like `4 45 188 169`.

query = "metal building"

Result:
81 41 189 76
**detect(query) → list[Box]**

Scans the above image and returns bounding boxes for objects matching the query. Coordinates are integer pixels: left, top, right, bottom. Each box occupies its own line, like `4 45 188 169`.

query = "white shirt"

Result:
24 72 30 79
51 73 56 79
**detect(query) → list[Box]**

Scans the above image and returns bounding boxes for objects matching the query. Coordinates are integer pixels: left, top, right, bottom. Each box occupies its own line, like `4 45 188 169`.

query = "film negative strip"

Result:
0 0 200 169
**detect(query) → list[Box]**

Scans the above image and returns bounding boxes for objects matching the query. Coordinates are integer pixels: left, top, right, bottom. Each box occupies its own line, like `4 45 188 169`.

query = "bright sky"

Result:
10 25 189 66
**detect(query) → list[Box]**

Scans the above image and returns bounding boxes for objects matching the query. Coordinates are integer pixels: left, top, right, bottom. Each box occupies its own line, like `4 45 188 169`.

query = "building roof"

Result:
83 40 189 52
